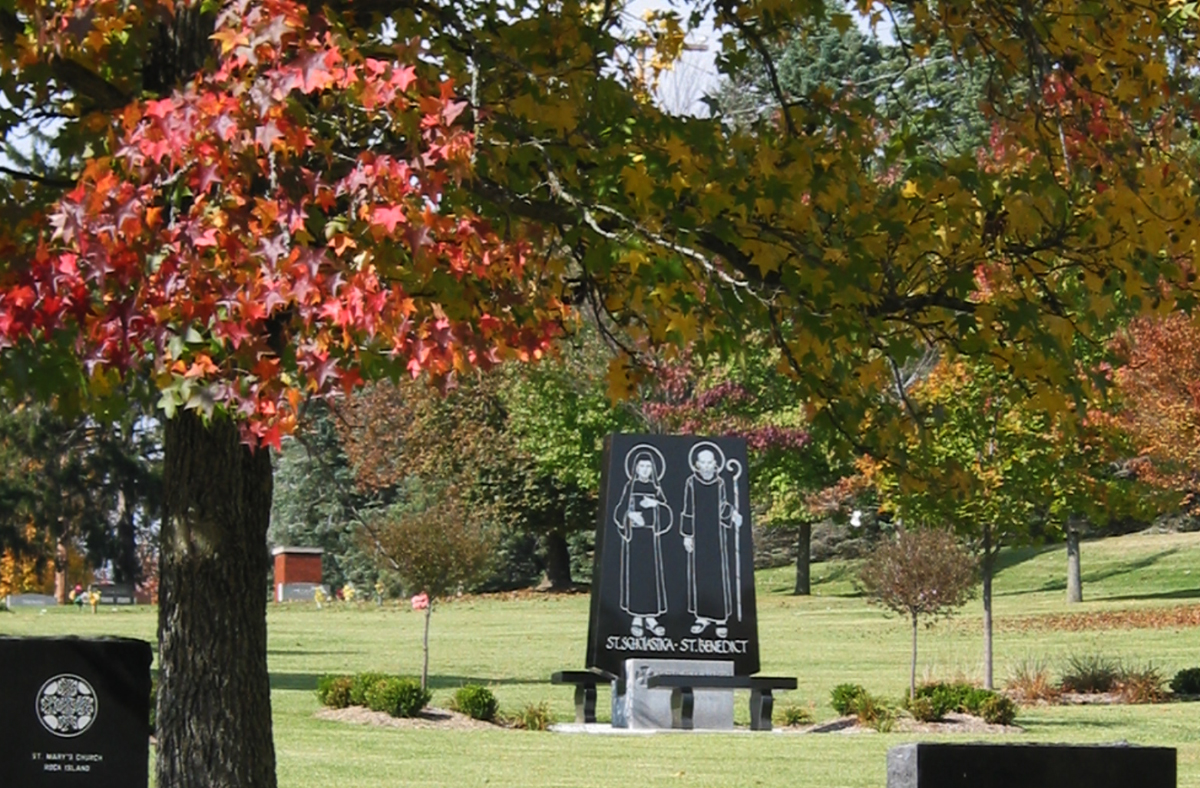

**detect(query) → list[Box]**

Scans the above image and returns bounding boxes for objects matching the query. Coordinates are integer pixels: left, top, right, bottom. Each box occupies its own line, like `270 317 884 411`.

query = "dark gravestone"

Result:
91 584 135 606
887 742 1176 788
587 434 760 677
0 636 153 788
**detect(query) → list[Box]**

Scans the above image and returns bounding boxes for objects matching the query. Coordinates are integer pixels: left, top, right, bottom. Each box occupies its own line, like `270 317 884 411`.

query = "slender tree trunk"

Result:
1066 522 1082 604
794 522 811 595
542 530 573 590
982 522 994 691
158 412 276 788
54 532 69 605
910 615 919 701
421 603 432 691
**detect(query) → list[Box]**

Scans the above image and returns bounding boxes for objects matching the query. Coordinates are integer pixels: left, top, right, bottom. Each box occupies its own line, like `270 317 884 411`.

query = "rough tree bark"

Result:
158 411 276 788
794 522 811 595
542 530 574 590
1066 520 1082 604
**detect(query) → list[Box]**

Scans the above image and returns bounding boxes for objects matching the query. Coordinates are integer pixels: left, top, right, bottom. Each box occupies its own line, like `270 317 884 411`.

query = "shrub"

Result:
853 693 896 732
979 694 1017 726
1061 654 1119 694
365 677 431 718
511 701 552 731
1006 658 1061 703
1116 664 1167 704
1170 667 1200 696
350 672 391 707
831 683 868 716
452 684 498 721
776 702 814 727
316 675 354 709
908 696 940 722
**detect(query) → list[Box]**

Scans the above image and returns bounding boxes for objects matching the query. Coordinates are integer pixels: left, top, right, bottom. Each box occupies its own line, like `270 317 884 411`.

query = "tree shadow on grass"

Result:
1081 548 1180 584
1093 587 1200 603
268 672 533 691
1019 718 1127 729
997 548 1182 598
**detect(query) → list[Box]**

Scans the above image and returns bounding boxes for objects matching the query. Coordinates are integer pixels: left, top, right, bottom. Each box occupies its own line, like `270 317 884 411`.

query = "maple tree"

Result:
1114 313 1200 514
864 358 1143 688
3 0 1200 785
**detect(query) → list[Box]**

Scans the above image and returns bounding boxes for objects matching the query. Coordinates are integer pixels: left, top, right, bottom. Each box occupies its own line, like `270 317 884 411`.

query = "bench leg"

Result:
750 689 774 731
573 684 598 724
670 687 695 730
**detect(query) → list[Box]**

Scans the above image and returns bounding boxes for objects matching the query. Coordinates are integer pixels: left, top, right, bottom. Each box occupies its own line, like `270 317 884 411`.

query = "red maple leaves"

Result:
0 0 564 448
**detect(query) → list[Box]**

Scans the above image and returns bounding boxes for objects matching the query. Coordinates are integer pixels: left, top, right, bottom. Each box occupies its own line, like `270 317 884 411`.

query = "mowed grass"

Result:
3 530 1200 788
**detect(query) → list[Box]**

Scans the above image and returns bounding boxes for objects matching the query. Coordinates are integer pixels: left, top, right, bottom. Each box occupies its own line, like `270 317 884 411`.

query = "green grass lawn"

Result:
4 530 1200 788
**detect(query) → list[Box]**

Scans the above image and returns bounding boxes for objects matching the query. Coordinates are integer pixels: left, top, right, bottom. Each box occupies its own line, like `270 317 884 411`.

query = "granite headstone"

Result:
587 434 760 678
0 636 152 788
886 742 1177 788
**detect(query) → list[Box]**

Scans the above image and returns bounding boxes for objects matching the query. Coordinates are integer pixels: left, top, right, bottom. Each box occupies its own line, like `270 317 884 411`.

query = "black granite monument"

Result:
886 742 1176 788
0 636 152 788
587 433 760 677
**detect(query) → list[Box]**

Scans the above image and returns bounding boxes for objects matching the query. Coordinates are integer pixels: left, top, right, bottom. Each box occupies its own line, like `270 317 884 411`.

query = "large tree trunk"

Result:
981 522 994 691
158 412 276 788
794 522 811 595
1066 522 1082 604
542 530 574 590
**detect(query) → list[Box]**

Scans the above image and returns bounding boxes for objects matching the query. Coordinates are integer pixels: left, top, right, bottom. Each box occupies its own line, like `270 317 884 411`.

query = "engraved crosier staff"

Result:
727 458 743 622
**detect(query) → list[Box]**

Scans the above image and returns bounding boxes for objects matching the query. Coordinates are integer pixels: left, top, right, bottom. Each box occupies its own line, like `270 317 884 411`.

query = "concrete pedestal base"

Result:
611 658 734 730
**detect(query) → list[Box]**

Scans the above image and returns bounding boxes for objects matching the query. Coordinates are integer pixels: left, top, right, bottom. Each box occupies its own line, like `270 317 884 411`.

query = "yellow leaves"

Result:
663 135 691 166
665 310 698 343
606 355 636 402
622 163 655 205
540 98 577 135
901 180 921 200
622 249 649 274
744 239 787 277
211 28 250 56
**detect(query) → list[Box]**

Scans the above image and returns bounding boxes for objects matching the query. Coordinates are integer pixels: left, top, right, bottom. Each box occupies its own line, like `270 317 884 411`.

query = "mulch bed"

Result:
315 705 500 731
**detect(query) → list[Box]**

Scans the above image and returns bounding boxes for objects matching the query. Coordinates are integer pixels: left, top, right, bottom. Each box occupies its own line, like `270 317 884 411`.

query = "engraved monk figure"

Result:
613 450 673 637
680 446 742 639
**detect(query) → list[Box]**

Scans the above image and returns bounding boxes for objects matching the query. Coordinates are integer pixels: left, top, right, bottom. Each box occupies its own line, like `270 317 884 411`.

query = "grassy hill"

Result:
4 530 1199 788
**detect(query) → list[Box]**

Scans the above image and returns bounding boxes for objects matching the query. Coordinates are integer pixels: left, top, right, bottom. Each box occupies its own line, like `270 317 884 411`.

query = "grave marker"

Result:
0 636 152 788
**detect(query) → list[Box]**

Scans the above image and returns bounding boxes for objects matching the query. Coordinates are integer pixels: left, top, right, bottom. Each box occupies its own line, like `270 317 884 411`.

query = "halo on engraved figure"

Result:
624 443 666 480
687 441 726 479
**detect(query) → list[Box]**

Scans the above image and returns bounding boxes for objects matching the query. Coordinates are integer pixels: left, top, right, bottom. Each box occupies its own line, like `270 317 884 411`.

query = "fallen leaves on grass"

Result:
985 605 1200 634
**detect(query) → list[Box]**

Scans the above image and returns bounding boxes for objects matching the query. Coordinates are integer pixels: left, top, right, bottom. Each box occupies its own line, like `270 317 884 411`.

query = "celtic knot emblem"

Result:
36 674 98 737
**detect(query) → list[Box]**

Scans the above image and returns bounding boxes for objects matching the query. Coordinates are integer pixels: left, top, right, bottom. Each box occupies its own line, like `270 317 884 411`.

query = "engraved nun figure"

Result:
613 446 672 637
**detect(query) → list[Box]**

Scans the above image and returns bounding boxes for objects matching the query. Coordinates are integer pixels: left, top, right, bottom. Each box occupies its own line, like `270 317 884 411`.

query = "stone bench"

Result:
644 674 797 731
887 742 1176 788
550 669 618 723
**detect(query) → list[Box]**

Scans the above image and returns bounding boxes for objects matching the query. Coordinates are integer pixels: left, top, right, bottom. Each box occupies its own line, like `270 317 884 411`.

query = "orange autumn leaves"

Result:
0 0 564 447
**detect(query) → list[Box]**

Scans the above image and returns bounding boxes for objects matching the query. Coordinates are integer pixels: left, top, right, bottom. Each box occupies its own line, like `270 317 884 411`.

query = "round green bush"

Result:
979 694 1017 726
453 684 498 721
350 672 390 707
908 696 940 722
830 683 868 716
1170 667 1200 696
365 677 431 718
316 675 354 709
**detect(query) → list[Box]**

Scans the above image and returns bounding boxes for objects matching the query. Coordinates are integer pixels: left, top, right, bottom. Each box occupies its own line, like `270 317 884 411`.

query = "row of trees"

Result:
4 0 1200 785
